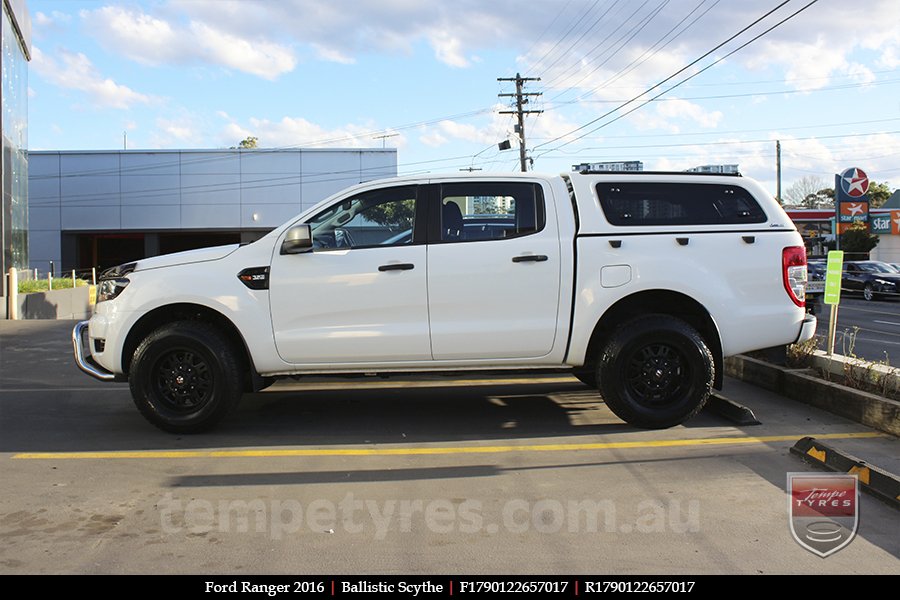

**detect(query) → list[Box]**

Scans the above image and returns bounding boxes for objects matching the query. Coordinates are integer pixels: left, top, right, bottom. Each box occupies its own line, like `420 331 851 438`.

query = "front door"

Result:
269 185 432 365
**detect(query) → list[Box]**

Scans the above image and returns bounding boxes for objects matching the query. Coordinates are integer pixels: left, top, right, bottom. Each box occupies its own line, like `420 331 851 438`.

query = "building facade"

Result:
28 148 397 272
1 0 31 293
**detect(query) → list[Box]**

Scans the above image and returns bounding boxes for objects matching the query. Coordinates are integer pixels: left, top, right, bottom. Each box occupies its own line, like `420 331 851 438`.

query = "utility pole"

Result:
498 73 542 172
776 140 782 204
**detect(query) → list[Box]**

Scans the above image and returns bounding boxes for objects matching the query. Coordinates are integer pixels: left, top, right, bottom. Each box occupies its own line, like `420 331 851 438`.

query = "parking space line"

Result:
10 431 883 460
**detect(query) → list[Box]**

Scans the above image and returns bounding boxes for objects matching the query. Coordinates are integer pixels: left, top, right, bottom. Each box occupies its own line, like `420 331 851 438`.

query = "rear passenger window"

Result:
439 182 545 242
596 183 767 226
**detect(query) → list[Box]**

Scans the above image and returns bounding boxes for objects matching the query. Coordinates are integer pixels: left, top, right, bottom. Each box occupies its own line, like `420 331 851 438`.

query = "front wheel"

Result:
596 315 713 429
129 321 244 433
863 283 875 302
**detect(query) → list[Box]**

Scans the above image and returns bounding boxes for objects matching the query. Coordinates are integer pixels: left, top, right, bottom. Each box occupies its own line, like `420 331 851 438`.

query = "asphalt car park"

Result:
812 297 900 363
0 320 898 574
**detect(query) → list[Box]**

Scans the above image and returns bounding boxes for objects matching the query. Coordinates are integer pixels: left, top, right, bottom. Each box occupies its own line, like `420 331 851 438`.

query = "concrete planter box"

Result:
16 286 94 320
725 354 900 437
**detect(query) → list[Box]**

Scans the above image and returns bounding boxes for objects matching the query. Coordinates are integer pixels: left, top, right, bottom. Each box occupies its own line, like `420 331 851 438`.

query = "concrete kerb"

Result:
724 354 900 438
790 436 900 510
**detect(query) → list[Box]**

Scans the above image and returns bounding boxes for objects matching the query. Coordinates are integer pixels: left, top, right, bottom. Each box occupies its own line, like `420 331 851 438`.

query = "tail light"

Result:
783 246 807 307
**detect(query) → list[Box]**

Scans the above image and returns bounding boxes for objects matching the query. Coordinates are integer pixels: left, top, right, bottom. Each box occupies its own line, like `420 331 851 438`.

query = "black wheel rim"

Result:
152 348 213 412
623 342 691 407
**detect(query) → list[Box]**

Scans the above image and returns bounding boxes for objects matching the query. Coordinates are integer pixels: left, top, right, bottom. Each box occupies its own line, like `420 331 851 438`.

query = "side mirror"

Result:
281 224 313 254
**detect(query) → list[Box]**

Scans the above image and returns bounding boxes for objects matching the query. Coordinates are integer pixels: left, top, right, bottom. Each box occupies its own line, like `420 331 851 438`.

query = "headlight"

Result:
100 262 137 279
97 278 130 302
875 279 896 287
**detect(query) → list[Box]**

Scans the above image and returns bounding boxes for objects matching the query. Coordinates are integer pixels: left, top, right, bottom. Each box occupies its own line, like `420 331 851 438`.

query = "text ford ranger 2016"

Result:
73 171 815 432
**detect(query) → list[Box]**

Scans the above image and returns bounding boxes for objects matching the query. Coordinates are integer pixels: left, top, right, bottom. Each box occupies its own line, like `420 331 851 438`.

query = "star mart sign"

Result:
870 210 900 235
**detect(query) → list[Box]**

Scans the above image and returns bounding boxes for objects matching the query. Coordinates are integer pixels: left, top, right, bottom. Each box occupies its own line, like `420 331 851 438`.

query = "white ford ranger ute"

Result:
73 171 816 432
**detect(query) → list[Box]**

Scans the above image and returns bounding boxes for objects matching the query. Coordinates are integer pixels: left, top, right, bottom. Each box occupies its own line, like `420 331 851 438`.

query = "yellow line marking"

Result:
10 431 883 460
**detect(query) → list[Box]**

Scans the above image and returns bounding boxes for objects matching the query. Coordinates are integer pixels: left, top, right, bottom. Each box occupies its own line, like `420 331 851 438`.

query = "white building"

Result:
28 148 396 273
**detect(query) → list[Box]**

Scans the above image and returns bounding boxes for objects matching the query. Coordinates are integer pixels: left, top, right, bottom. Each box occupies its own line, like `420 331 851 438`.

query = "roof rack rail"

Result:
574 170 742 177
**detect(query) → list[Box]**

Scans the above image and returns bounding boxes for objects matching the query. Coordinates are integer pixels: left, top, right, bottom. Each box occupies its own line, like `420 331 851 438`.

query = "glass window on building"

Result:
2 0 30 294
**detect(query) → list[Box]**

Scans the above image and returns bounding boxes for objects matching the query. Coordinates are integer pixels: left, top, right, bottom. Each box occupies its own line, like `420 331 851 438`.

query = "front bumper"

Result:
794 313 817 344
72 320 120 381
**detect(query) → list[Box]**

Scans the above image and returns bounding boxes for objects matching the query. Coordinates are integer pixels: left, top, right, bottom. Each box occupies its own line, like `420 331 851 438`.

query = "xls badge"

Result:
787 473 859 557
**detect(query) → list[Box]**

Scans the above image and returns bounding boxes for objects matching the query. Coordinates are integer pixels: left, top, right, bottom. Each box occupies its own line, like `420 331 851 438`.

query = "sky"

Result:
26 0 900 197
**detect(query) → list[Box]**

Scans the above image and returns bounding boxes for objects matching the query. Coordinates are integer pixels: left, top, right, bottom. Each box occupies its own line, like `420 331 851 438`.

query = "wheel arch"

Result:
121 303 269 392
583 289 724 390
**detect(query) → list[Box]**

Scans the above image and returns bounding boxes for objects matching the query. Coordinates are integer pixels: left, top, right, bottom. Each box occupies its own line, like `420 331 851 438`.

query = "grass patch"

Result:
18 278 88 294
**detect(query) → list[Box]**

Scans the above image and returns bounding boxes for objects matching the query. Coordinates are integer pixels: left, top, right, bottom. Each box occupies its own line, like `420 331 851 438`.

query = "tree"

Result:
840 222 879 257
784 175 827 206
359 199 416 230
233 136 258 149
866 180 892 208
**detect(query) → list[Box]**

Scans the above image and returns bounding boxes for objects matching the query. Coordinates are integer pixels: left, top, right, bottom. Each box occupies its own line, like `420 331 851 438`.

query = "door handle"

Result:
512 255 548 263
378 263 415 272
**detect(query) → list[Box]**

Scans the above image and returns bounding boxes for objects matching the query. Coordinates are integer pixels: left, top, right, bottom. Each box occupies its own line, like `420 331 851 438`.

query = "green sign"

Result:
824 250 844 305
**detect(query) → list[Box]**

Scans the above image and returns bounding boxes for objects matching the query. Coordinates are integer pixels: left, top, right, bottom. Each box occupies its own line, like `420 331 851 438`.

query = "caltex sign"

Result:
835 167 870 232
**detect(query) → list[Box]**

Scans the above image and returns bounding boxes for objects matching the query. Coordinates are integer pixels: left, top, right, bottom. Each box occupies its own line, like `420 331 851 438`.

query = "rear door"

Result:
426 181 562 360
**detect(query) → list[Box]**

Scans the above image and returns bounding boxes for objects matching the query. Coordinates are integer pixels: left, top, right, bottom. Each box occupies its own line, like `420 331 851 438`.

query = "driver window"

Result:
308 186 417 249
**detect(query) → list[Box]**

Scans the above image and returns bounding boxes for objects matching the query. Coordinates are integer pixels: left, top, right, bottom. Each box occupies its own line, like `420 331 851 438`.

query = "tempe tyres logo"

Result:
787 473 859 557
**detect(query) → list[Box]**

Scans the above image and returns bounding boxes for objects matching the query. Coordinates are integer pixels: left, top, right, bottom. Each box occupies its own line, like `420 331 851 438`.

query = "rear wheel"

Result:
596 315 713 429
129 321 244 433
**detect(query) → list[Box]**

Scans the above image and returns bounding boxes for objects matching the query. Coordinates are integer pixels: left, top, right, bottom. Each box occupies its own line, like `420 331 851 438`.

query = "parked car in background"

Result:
806 259 826 313
842 260 900 301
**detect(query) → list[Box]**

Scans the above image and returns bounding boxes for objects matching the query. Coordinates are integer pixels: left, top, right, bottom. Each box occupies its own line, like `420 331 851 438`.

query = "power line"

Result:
549 76 900 105
562 0 721 103
533 0 797 152
540 0 663 90
527 0 615 77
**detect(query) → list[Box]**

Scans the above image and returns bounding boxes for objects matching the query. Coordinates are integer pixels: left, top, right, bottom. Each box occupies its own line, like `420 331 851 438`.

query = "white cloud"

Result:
427 31 470 68
629 98 723 133
83 5 296 80
419 131 449 147
164 0 520 68
81 6 179 65
188 21 296 80
217 115 408 149
34 10 71 27
33 10 73 39
31 46 154 110
155 118 198 144
311 44 356 65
